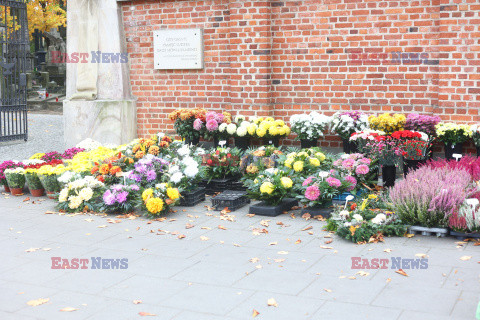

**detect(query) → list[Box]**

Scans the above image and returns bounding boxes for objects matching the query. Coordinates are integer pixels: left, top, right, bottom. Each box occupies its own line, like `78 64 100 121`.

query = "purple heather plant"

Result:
389 166 476 227
405 113 441 137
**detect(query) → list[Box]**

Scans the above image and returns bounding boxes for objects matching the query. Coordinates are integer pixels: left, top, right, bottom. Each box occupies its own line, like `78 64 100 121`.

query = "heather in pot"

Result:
448 199 480 233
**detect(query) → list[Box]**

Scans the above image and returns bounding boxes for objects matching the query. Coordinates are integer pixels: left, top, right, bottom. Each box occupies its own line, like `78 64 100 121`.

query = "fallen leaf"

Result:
185 223 194 229
277 251 289 255
276 221 284 226
220 207 231 214
177 234 186 239
25 248 40 253
201 227 211 230
218 225 227 230
133 300 142 304
269 241 278 246
139 312 156 316
348 276 356 280
460 256 472 261
395 269 408 277
60 307 78 312
384 248 392 253
405 233 415 238
27 298 49 306
386 278 391 283
42 248 51 251
301 226 313 231
301 213 311 221
320 246 333 249
246 214 255 217
294 239 302 244
274 258 285 263
324 288 332 293
267 298 278 307
324 240 333 244
356 271 370 277
97 225 107 228
260 220 269 227
23 197 30 202
233 243 241 247
200 236 209 241
249 257 260 263
415 253 428 258
252 309 260 317
45 211 55 214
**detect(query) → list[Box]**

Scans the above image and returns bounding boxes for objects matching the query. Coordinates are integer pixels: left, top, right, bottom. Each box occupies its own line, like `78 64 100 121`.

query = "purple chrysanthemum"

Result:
103 190 116 205
116 191 128 204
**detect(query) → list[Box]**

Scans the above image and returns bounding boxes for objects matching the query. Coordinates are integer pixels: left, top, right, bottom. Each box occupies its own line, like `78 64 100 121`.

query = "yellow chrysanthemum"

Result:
142 188 154 201
260 182 275 194
284 158 294 168
256 128 267 138
166 188 180 200
315 152 326 162
309 158 320 167
293 161 304 172
146 197 164 214
280 177 293 189
268 126 279 136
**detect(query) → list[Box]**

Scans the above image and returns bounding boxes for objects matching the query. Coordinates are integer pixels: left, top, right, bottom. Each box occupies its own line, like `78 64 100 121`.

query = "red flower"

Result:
350 203 357 211
207 159 213 166
226 153 231 158
216 150 220 155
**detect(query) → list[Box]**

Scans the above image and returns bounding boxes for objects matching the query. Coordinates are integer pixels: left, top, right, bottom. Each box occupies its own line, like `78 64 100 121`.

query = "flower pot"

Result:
263 137 279 147
10 188 23 196
403 159 426 178
3 184 10 193
449 230 480 241
300 139 317 149
342 138 358 154
301 202 333 219
249 198 298 217
235 137 250 150
477 146 480 157
179 187 206 207
29 188 45 197
444 142 463 161
46 191 57 200
185 136 200 146
382 165 396 188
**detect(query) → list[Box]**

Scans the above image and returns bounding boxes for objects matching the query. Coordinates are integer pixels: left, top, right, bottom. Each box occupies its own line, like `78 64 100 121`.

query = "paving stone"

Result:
397 310 464 320
227 291 325 320
450 290 480 319
160 283 254 315
443 267 480 292
85 300 180 320
372 283 461 315
125 254 200 279
0 281 61 313
312 301 401 320
172 310 241 320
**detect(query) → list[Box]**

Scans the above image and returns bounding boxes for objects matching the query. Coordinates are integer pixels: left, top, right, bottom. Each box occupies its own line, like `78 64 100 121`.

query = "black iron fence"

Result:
0 0 28 142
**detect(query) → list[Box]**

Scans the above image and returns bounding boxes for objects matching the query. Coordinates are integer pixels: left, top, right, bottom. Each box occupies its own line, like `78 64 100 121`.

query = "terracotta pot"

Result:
46 191 57 200
30 189 45 197
10 188 24 196
3 184 10 193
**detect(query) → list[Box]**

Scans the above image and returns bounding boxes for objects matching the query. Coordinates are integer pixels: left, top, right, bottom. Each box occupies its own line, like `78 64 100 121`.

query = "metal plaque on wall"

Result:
153 28 204 70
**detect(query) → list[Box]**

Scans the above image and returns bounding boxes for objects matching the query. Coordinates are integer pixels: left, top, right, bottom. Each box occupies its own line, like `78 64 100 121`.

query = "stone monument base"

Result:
63 99 137 148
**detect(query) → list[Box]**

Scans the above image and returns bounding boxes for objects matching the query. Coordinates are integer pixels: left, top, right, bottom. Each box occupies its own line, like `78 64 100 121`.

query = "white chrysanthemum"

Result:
68 196 83 209
339 210 350 218
168 165 180 175
234 115 245 123
353 214 363 222
219 123 228 133
227 123 237 135
236 126 248 137
79 187 94 201
171 172 183 184
75 138 102 151
240 121 251 128
177 145 190 157
59 188 69 202
184 166 199 178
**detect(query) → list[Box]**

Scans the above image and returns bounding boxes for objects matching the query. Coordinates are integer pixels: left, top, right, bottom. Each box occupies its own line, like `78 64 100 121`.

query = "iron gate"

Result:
0 0 28 142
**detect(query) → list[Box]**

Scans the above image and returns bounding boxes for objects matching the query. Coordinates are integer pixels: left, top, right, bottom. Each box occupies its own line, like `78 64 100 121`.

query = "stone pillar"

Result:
63 0 137 148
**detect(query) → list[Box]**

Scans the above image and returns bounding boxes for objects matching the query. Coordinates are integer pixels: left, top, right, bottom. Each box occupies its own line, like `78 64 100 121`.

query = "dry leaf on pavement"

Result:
267 298 278 307
60 307 78 312
384 248 392 253
395 269 408 277
139 312 156 316
277 251 289 255
200 236 209 241
301 213 311 221
460 256 472 261
252 309 260 317
133 300 142 304
27 298 49 306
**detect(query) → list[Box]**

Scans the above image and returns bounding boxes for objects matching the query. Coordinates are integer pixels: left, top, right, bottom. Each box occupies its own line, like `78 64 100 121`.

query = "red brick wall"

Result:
121 0 480 149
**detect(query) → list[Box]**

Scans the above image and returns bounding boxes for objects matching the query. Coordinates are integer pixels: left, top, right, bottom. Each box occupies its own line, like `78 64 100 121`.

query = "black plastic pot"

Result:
184 136 200 146
235 137 250 150
477 146 480 157
342 138 358 154
179 187 206 207
249 198 298 217
300 139 318 149
300 202 333 219
403 159 426 178
444 142 463 161
263 137 280 147
382 165 396 188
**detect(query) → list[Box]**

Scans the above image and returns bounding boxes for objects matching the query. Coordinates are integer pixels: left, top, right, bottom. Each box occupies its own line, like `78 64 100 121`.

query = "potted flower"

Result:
290 112 331 148
435 123 472 160
349 130 385 155
392 130 429 177
4 167 26 195
200 146 242 193
330 111 369 153
125 155 170 188
364 135 402 188
169 108 207 145
25 169 45 197
193 111 232 147
332 153 378 193
449 199 480 239
37 164 66 199
101 184 140 213
249 117 290 147
141 183 180 217
368 113 406 134
239 146 283 180
297 171 354 218
405 113 441 158
232 115 252 150
0 160 23 193
58 176 105 212
245 168 296 216
281 149 328 180
470 124 480 157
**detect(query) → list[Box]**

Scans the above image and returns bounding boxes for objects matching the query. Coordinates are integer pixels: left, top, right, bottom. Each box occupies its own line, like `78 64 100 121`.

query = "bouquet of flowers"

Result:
330 111 369 140
0 160 23 187
58 176 104 212
392 130 429 160
290 112 330 140
4 167 26 189
449 199 480 233
349 130 385 154
326 193 407 243
141 183 180 216
247 117 291 140
332 153 377 191
282 149 328 178
244 168 293 205
201 147 242 180
471 124 480 147
435 122 472 145
239 146 283 179
193 111 232 140
364 135 403 166
169 108 207 142
126 155 170 187
101 184 140 213
368 113 406 134
405 113 441 137
297 171 353 207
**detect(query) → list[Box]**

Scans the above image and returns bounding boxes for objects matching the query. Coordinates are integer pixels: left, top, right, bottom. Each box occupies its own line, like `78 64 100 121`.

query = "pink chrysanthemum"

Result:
302 176 314 187
326 177 341 188
342 158 355 169
205 111 217 122
305 185 320 201
355 164 370 175
345 175 357 191
206 119 219 132
359 158 371 165
193 119 203 131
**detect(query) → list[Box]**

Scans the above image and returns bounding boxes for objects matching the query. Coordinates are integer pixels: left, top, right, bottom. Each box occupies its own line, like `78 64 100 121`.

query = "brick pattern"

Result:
121 0 479 148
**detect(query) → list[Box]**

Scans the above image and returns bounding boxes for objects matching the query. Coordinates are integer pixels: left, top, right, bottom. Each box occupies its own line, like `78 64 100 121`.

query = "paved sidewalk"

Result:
0 193 478 320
